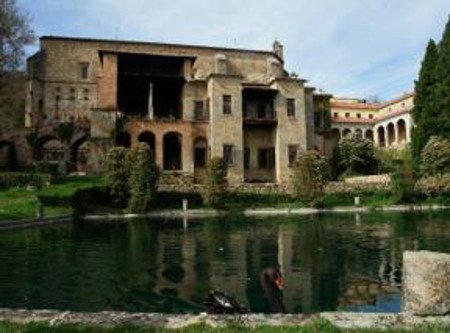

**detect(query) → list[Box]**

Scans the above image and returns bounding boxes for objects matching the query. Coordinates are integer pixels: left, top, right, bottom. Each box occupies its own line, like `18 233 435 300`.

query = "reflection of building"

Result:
330 93 414 149
23 36 330 184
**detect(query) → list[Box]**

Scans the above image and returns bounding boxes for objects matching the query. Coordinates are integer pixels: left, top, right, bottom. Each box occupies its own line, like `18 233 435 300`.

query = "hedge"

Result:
0 172 51 189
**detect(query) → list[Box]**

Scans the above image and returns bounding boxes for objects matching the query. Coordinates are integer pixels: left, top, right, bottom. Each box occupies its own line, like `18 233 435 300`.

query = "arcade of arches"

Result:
332 117 410 148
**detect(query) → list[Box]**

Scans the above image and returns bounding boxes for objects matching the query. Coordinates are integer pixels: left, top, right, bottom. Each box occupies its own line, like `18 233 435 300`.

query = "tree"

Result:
103 147 131 207
0 0 34 73
337 133 378 176
411 39 439 167
201 157 227 207
434 15 450 139
292 150 329 207
128 143 159 213
0 0 34 131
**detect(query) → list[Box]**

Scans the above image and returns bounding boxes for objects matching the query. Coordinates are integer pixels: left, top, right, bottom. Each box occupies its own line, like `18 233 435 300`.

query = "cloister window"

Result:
80 62 90 79
288 145 299 167
258 148 275 169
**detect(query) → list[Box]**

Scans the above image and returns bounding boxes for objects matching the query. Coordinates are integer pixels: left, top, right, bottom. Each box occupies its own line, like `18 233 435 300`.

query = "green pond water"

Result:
0 211 449 314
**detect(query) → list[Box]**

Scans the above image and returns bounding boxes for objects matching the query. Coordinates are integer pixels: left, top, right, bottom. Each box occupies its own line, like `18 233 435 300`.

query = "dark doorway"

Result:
163 132 182 170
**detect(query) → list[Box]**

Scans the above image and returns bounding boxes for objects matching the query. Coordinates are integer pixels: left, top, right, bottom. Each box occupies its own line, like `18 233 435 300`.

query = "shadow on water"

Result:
0 211 448 313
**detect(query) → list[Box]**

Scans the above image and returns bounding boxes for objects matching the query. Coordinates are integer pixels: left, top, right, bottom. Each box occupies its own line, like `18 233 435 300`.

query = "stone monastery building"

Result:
0 36 413 185
22 36 332 185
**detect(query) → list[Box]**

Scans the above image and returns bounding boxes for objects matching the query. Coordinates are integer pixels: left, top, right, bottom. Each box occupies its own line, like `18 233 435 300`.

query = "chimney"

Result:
273 40 283 60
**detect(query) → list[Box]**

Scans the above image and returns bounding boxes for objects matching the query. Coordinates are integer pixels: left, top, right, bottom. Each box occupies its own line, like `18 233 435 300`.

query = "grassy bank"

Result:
0 320 447 333
0 176 101 222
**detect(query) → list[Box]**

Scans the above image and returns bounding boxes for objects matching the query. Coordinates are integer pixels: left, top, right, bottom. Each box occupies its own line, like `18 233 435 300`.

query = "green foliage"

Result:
0 172 50 189
72 186 111 215
127 143 159 213
419 136 450 176
375 148 413 175
292 150 329 207
103 147 131 207
0 0 35 72
390 160 416 204
336 133 378 177
415 173 450 197
412 16 450 170
6 144 17 171
201 157 227 207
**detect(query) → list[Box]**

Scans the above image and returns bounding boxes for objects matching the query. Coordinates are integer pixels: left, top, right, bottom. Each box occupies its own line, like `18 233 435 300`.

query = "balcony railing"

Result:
243 109 277 125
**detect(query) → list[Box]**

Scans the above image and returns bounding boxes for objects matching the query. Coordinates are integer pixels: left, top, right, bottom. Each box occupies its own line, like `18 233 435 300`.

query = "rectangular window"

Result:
288 145 299 167
80 62 90 79
223 95 232 115
287 98 296 117
334 112 338 118
357 113 361 119
258 148 275 169
223 144 234 165
369 114 373 119
194 100 204 120
345 112 350 118
244 147 250 170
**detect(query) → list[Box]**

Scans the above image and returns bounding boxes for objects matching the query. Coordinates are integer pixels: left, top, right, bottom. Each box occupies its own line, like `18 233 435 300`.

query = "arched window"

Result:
163 132 182 170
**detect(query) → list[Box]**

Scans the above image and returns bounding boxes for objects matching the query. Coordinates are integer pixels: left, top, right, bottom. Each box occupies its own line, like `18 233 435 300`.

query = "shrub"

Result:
390 160 416 203
415 173 450 197
72 186 111 215
292 150 329 207
34 161 60 178
103 147 131 207
337 133 378 177
127 143 159 213
419 136 450 176
201 157 227 207
0 172 51 189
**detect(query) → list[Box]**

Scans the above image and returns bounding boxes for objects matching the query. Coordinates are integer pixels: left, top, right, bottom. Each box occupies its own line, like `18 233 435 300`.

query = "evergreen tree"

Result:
411 39 439 167
434 15 450 138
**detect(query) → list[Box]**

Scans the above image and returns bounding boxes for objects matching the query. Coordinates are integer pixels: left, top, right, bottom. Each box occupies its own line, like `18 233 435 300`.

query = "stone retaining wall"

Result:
0 308 448 330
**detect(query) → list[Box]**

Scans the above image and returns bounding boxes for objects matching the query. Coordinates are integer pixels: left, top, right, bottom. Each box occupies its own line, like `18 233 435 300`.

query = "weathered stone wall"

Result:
208 75 244 184
403 251 450 316
271 78 307 184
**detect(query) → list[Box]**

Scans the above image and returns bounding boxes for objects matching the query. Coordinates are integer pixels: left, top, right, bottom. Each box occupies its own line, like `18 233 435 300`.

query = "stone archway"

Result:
138 131 155 154
163 132 182 170
397 119 406 143
343 128 351 137
387 123 395 146
70 136 89 172
355 128 363 138
365 129 374 142
0 140 15 170
377 127 386 148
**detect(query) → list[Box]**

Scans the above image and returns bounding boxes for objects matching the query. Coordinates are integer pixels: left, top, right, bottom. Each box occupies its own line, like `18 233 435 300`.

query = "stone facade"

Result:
23 36 326 184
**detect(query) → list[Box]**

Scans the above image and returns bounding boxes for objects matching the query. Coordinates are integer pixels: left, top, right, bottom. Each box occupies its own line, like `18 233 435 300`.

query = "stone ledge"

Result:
0 309 449 330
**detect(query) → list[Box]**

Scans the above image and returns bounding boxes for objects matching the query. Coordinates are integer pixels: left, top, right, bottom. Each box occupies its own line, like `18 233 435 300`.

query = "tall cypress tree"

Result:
411 39 439 166
434 15 450 138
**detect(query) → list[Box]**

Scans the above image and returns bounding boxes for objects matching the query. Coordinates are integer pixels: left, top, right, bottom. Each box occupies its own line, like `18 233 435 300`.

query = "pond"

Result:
0 211 449 314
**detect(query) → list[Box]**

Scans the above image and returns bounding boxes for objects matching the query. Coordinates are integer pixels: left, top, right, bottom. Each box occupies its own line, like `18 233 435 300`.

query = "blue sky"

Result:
18 0 449 100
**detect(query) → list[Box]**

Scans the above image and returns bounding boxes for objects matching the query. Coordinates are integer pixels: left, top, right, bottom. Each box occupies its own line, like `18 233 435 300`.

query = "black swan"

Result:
205 267 284 314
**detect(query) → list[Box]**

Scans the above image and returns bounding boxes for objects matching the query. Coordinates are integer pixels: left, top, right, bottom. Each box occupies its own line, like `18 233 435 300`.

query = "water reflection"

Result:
0 211 449 313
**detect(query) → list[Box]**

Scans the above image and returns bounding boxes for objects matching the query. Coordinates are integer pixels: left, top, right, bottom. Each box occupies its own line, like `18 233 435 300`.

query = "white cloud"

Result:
19 0 450 99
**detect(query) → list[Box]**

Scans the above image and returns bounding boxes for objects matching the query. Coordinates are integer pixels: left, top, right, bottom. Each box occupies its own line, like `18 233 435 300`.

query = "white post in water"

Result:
354 196 360 207
182 198 188 212
148 83 154 119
